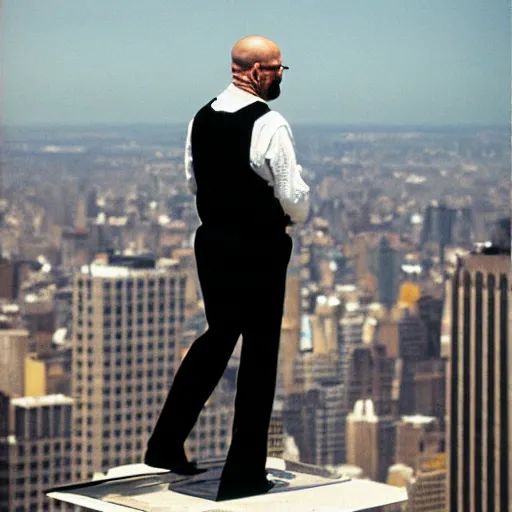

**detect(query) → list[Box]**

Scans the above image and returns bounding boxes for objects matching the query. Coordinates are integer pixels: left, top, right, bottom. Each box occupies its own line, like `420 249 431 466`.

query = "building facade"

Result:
0 394 75 512
71 257 188 481
446 249 510 512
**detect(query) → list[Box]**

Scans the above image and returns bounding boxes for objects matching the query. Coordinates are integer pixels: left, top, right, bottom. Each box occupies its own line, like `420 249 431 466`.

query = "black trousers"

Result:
146 223 292 482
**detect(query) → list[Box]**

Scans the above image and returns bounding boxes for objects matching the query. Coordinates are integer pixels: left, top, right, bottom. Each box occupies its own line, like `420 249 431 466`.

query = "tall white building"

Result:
71 256 189 481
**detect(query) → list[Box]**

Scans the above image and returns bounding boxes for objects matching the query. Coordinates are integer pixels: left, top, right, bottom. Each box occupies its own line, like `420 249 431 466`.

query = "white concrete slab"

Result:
46 458 408 512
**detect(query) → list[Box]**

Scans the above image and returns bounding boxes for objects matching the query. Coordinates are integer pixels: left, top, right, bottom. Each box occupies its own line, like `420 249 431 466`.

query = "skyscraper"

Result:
412 359 446 420
344 344 395 417
446 246 510 512
283 381 345 466
420 201 455 270
279 271 301 396
346 399 395 482
71 255 188 481
337 310 365 383
0 257 16 300
368 236 402 311
397 308 428 415
0 327 29 398
0 394 75 512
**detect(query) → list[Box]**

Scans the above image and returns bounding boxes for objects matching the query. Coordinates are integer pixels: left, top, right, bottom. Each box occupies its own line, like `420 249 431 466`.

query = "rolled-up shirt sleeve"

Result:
184 118 197 195
265 125 310 224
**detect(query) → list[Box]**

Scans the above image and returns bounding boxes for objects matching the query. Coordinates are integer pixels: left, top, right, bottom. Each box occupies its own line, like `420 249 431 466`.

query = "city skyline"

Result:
2 0 510 126
0 108 509 509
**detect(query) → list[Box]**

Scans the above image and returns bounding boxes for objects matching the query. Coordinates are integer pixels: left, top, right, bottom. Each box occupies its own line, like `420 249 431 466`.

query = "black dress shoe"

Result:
216 478 275 501
144 453 207 475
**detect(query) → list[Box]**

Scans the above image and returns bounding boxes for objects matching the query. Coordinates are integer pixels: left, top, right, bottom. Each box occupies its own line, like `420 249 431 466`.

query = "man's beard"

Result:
267 79 281 100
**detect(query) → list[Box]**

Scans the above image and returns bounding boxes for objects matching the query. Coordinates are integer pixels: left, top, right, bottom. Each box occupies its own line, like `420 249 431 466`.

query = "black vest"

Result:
191 98 289 237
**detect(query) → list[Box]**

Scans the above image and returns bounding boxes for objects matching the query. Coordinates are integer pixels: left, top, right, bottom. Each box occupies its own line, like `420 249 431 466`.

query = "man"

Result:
144 35 310 501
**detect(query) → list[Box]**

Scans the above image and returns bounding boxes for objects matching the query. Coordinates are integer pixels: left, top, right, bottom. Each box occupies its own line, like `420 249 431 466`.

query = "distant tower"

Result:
453 207 474 247
421 201 455 269
337 310 365 384
369 236 402 311
279 270 301 396
417 293 443 359
398 308 427 415
446 246 510 512
344 344 395 418
75 196 87 231
86 187 100 220
345 399 395 482
490 216 511 251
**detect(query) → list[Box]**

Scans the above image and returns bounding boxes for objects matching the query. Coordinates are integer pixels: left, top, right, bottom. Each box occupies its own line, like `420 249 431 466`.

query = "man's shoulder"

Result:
256 110 291 132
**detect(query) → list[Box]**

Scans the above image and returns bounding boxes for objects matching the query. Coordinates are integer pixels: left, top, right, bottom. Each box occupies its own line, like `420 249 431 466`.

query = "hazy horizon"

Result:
3 0 510 126
4 121 508 131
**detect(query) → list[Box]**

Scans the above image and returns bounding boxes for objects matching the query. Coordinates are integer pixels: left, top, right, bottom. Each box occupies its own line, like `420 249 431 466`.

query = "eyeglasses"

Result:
259 64 289 72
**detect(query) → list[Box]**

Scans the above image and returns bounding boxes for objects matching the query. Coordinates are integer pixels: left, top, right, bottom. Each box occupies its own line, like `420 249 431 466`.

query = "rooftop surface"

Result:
46 457 408 512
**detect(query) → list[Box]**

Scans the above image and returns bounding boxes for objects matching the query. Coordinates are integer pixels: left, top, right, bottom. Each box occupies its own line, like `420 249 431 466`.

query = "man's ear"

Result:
251 64 260 83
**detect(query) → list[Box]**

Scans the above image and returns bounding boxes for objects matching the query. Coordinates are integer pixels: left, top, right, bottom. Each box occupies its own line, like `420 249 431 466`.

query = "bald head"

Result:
231 36 281 69
230 35 286 101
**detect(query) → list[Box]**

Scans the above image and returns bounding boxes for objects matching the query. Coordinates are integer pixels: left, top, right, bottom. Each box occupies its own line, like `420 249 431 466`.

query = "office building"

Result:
279 271 302 396
446 246 510 512
283 381 345 466
398 308 427 415
0 328 29 398
387 459 446 512
395 415 443 470
0 394 75 512
344 344 395 417
338 311 365 383
267 403 286 458
420 201 455 269
187 403 234 462
21 296 55 356
0 258 16 300
346 399 395 482
368 236 402 311
71 254 189 481
412 359 446 420
417 293 443 359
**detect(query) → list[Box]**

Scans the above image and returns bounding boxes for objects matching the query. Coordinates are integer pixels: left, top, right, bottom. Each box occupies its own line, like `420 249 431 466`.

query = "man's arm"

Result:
184 118 197 195
265 124 310 225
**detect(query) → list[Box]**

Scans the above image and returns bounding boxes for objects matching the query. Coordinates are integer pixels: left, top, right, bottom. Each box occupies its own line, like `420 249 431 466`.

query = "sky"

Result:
2 0 510 126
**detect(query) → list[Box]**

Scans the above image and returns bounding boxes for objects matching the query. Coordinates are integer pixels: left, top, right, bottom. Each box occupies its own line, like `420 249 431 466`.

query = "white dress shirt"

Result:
185 83 310 224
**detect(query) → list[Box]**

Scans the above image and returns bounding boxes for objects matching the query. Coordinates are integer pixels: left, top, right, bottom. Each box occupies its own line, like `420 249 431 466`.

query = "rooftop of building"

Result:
79 255 183 278
46 457 408 511
401 414 437 426
11 393 74 408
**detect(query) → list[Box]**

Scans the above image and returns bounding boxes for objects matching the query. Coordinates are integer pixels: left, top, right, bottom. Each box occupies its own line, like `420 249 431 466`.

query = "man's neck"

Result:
231 78 265 101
